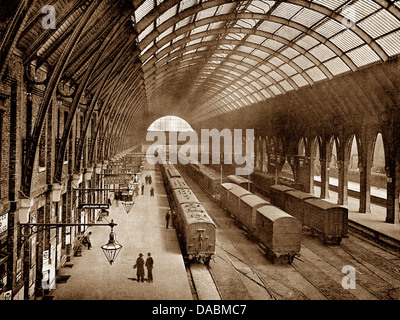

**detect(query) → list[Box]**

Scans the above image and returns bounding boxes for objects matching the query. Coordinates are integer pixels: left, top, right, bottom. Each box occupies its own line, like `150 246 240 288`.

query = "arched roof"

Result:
11 0 400 142
132 0 400 122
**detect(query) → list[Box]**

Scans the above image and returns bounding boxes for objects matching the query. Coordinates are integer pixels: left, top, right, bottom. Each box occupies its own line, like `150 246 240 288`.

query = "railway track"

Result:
187 262 222 300
178 165 400 300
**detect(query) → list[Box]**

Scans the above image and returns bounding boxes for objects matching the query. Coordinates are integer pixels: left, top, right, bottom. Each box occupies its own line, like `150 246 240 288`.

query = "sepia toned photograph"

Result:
1 0 400 314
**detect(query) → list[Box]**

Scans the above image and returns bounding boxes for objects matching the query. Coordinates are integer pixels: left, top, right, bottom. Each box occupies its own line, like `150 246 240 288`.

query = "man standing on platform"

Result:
145 253 154 282
165 210 171 228
141 183 145 195
150 187 154 197
134 253 145 282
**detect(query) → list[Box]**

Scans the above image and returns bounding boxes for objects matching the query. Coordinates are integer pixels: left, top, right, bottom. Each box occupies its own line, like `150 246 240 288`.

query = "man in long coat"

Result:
134 253 145 282
145 252 154 282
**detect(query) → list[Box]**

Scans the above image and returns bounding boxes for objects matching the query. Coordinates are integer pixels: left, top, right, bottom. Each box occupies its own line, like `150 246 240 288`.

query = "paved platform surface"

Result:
49 164 193 300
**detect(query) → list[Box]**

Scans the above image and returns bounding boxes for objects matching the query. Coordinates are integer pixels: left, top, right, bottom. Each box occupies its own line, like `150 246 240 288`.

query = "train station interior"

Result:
1 0 400 303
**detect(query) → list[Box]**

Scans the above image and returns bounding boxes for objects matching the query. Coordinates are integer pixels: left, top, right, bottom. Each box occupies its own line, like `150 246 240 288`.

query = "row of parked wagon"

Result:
184 163 349 264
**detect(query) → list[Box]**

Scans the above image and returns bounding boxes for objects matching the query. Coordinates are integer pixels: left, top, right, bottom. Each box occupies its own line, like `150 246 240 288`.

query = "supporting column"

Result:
261 136 267 172
337 137 350 206
319 138 330 199
385 163 400 224
359 128 373 213
382 121 400 224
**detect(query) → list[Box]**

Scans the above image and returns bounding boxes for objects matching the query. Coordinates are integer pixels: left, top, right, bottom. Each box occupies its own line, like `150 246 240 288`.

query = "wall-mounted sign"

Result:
0 212 8 234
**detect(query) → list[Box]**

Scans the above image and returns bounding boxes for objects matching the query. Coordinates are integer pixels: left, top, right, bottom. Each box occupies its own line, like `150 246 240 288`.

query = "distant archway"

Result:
147 115 194 132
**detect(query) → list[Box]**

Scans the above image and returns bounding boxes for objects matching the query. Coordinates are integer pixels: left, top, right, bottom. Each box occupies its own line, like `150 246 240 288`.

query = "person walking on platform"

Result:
141 183 145 195
148 174 152 184
145 174 149 184
134 253 145 282
145 253 154 282
84 232 92 250
165 210 171 228
150 187 154 197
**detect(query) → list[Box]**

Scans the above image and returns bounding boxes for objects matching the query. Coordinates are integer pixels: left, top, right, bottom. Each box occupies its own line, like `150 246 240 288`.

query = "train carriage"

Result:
172 188 199 205
225 184 252 217
285 190 317 221
303 198 348 244
251 171 275 195
237 194 269 234
168 177 189 191
227 175 254 192
176 202 216 264
166 167 181 179
220 183 234 209
255 205 302 264
269 184 294 209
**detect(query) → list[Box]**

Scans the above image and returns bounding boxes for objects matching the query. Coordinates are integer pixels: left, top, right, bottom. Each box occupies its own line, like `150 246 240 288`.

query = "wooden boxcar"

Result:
303 198 348 244
269 184 294 209
237 194 269 233
255 205 302 263
227 175 254 192
224 184 252 217
284 190 317 221
251 171 276 195
220 183 234 209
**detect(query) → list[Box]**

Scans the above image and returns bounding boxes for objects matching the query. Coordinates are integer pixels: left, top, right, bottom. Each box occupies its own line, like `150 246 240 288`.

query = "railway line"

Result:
178 164 400 300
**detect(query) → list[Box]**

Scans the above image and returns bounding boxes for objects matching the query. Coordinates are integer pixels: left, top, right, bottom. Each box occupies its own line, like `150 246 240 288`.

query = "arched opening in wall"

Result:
330 138 338 172
372 133 386 194
146 115 194 162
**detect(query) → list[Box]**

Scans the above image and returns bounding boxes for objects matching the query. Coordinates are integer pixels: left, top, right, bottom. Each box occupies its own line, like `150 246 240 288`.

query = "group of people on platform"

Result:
134 252 154 283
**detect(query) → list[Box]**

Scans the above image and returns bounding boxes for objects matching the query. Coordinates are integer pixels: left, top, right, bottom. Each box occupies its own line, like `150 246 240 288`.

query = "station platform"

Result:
313 177 400 249
48 163 193 300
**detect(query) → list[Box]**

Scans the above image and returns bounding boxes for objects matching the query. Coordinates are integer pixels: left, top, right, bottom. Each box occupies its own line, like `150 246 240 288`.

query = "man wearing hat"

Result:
133 253 145 282
145 253 154 283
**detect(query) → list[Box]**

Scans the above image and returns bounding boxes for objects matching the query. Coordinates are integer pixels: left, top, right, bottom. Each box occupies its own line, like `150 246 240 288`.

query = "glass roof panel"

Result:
291 74 308 88
272 2 302 20
279 64 297 77
279 80 294 92
305 66 328 82
274 26 302 41
309 44 336 62
135 0 153 23
179 0 198 13
291 7 326 28
314 18 346 38
376 30 400 57
175 16 191 30
258 21 282 33
347 0 381 23
312 0 347 11
196 6 218 20
295 35 320 50
358 9 400 39
138 23 154 42
292 55 315 70
246 1 275 14
346 44 381 67
330 29 365 52
323 57 352 75
216 3 236 15
157 4 177 26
